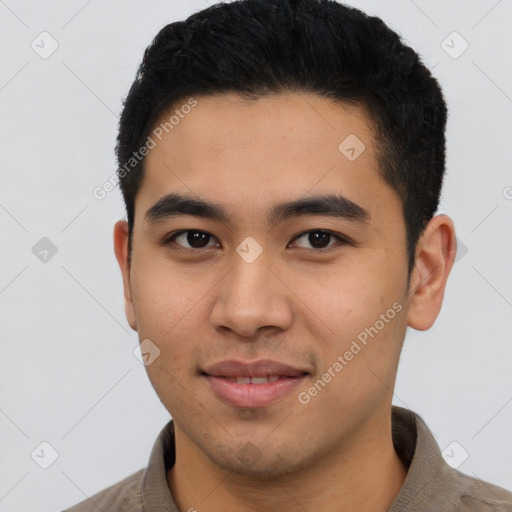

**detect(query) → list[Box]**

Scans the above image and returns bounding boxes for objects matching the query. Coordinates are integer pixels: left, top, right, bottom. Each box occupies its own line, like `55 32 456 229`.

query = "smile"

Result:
201 359 310 408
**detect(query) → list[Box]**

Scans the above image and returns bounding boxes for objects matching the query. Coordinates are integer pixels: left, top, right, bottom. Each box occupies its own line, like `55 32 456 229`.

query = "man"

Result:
65 0 512 510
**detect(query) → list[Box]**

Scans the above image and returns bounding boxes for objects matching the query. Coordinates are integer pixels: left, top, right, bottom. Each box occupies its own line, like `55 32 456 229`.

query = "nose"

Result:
210 251 293 339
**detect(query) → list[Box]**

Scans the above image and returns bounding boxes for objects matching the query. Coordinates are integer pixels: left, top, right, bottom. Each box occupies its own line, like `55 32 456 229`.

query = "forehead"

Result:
137 92 397 224
150 91 375 157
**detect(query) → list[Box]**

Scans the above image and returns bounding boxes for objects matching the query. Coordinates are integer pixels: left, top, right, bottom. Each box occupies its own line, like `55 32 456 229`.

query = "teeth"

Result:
229 375 281 384
250 377 268 384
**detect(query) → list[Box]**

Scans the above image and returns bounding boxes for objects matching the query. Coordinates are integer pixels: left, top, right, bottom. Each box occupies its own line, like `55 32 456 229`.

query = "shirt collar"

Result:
140 406 454 511
389 406 445 511
141 420 177 512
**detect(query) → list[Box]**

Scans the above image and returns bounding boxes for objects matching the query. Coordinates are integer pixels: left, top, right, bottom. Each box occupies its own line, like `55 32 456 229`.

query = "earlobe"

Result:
113 220 138 331
406 214 457 331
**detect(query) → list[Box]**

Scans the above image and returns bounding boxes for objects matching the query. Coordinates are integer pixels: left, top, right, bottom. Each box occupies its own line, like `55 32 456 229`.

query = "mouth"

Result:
201 359 310 408
220 375 288 384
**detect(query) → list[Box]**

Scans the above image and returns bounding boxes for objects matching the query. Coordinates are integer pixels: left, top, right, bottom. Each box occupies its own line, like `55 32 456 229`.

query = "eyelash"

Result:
162 229 350 252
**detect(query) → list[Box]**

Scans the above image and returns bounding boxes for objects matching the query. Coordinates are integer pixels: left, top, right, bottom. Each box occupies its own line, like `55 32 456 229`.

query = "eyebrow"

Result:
144 192 369 227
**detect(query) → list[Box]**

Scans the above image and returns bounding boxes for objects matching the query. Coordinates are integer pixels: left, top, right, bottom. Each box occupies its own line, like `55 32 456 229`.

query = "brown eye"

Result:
169 230 219 249
308 231 331 249
292 230 346 250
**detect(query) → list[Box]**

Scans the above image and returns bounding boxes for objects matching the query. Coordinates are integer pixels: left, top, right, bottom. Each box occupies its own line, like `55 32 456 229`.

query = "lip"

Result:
202 359 310 408
203 359 309 378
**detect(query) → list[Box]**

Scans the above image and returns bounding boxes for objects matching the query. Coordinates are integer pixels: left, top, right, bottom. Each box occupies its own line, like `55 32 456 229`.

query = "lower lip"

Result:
204 375 307 408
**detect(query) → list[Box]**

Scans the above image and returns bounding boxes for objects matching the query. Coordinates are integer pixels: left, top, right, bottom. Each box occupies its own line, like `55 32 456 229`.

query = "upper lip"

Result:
202 359 310 378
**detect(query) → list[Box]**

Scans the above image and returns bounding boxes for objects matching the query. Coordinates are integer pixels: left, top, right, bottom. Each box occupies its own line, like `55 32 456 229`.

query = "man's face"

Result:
119 92 412 476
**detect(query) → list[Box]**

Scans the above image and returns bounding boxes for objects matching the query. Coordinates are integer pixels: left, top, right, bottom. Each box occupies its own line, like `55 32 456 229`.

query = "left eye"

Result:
290 230 346 250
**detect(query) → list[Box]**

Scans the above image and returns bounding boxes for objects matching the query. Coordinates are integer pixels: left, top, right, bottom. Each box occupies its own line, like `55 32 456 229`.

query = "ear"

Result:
406 214 457 331
113 220 137 331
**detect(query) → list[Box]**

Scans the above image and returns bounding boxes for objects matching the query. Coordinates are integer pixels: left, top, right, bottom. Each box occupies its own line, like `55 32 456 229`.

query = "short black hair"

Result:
116 0 447 279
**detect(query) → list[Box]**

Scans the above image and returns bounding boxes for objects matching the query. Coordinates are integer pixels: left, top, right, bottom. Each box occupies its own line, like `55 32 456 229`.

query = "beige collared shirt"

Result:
63 406 512 511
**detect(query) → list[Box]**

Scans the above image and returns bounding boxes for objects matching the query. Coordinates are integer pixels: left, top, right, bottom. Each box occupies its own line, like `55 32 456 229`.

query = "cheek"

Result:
295 266 406 376
294 268 391 336
130 256 213 340
294 297 406 437
129 261 216 404
133 266 207 416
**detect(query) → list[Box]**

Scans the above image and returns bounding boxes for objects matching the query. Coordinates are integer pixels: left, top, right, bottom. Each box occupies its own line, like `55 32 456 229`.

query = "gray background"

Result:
0 0 511 510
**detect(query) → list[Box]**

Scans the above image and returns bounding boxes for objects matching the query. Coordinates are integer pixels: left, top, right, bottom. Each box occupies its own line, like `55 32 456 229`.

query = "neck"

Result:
167 411 407 512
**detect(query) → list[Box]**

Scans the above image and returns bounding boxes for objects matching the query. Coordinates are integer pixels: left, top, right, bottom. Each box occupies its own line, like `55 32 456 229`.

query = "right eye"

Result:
164 230 221 250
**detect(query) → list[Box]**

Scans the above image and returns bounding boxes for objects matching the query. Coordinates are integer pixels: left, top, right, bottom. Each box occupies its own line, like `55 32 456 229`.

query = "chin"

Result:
206 442 311 480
